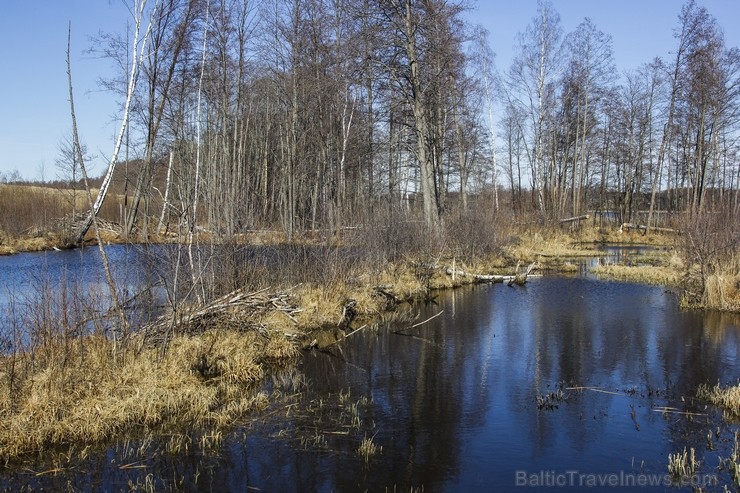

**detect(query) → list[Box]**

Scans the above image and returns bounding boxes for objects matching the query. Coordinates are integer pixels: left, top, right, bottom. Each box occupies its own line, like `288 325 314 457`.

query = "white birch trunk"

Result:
156 149 175 235
74 0 158 243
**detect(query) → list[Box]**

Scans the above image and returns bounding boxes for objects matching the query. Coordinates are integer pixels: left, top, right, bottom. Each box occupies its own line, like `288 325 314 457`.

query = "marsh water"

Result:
1 246 740 492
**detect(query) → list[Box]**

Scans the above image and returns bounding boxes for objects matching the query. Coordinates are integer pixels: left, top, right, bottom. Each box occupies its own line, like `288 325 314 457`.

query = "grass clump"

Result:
697 382 740 418
667 447 699 483
590 264 681 286
0 329 292 461
724 432 740 487
357 435 381 463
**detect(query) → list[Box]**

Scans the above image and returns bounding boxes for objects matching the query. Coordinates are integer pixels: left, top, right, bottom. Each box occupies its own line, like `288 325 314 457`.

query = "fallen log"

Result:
445 264 541 285
445 268 516 283
559 214 591 224
620 223 678 234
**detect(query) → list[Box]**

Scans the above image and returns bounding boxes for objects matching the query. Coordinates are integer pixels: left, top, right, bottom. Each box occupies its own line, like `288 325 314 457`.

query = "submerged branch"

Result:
393 310 444 334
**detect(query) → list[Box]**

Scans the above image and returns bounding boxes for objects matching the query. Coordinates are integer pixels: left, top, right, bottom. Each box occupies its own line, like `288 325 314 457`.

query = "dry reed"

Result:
0 329 291 460
697 382 740 417
357 435 380 462
667 447 699 482
590 264 681 285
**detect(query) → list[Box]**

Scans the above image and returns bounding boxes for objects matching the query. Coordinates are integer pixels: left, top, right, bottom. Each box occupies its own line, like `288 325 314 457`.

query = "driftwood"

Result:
446 261 539 286
559 214 591 224
393 310 444 334
507 261 538 286
620 223 678 234
445 268 516 283
566 386 624 396
338 299 357 331
142 286 302 346
652 406 706 417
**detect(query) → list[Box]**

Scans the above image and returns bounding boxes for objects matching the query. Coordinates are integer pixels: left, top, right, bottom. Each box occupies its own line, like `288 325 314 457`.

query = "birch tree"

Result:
507 0 562 214
74 0 159 243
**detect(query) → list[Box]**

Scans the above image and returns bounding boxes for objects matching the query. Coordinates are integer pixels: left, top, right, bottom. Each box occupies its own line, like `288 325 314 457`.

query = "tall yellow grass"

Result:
590 264 681 285
697 382 740 417
0 329 294 460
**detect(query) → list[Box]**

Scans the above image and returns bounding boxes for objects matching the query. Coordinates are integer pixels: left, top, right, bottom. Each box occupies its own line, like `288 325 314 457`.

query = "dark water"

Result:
1 250 739 492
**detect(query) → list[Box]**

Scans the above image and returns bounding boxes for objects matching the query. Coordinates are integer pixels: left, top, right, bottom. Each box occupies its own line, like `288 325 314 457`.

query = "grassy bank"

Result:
0 247 495 462
0 328 297 460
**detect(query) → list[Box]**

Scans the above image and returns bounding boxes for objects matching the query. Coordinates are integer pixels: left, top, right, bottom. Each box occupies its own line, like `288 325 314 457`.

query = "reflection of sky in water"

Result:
0 245 167 338
0 245 155 301
0 256 738 491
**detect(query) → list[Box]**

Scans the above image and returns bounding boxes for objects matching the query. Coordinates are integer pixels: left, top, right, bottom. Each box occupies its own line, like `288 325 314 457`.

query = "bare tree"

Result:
507 0 562 215
74 0 159 243
66 23 129 345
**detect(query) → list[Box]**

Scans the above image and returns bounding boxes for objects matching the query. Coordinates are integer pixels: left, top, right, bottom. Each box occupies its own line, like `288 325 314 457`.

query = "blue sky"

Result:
1 0 739 181
0 0 130 181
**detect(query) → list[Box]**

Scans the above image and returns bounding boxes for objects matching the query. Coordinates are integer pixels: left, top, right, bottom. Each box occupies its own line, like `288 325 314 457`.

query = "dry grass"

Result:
703 274 740 312
0 329 290 460
507 225 675 262
0 248 483 460
697 382 740 418
678 209 740 311
0 183 128 252
667 447 699 482
590 264 681 286
507 230 602 260
357 435 380 462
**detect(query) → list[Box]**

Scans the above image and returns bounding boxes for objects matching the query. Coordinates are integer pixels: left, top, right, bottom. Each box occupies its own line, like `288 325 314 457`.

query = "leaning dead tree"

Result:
73 0 157 244
67 23 129 340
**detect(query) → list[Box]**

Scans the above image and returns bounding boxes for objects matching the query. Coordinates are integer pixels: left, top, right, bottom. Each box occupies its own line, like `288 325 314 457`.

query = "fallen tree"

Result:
560 214 591 224
620 223 678 234
445 261 539 286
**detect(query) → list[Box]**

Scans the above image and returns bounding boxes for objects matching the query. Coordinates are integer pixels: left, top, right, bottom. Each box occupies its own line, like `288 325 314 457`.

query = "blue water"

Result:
0 251 739 492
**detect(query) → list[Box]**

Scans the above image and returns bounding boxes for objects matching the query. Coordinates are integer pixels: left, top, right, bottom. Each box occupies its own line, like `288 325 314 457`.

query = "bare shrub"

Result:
444 199 514 265
678 207 740 310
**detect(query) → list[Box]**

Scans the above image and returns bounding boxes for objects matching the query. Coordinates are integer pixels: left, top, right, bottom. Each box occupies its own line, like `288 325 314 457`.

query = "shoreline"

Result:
2 224 731 464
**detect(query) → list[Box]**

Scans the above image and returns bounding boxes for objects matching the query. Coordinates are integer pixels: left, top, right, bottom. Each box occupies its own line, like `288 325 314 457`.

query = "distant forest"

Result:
9 0 740 237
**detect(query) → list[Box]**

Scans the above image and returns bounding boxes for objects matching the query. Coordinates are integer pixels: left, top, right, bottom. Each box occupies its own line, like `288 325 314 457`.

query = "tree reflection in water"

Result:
2 278 739 492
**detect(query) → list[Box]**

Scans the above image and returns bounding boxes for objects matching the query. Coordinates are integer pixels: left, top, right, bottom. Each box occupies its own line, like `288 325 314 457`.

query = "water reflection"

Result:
1 277 738 491
280 278 738 492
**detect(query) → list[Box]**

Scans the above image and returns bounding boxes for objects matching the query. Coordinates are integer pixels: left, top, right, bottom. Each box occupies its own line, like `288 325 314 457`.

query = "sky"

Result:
1 0 740 181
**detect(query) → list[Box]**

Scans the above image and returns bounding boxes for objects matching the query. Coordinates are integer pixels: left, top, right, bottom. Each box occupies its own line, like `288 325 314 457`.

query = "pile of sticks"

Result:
51 212 124 237
142 287 302 345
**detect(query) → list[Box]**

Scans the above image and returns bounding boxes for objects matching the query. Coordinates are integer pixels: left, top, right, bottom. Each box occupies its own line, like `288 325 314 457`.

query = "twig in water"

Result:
652 407 707 417
393 310 444 334
566 386 623 396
